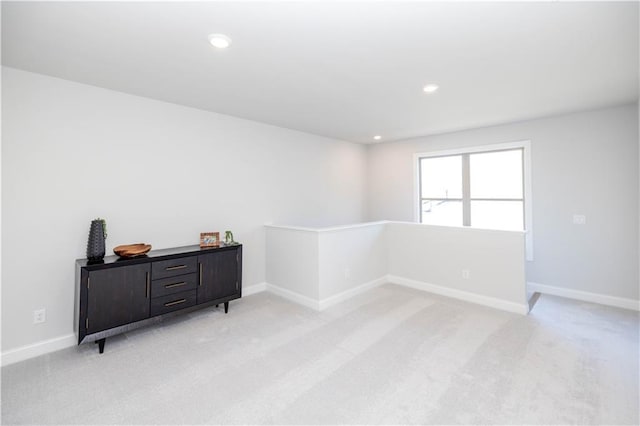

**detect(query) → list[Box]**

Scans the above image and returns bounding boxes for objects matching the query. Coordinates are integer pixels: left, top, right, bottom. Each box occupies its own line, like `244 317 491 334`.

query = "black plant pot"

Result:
86 220 106 261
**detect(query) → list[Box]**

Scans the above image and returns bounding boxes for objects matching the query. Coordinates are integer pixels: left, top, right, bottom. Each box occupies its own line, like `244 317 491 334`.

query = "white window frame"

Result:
413 140 533 261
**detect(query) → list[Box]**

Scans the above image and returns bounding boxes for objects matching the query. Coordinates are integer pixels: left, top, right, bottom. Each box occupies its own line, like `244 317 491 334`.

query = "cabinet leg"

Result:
95 338 106 354
224 301 229 314
216 304 219 308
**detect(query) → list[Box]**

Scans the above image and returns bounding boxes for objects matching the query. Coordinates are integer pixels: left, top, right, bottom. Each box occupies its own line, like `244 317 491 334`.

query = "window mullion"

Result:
462 154 471 226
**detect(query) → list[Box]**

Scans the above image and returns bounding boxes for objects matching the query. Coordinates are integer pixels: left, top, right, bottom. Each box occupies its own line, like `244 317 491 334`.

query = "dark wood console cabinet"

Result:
75 244 242 353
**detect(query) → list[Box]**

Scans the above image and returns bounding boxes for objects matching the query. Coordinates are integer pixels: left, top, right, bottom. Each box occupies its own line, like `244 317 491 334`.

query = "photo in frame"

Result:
200 232 220 248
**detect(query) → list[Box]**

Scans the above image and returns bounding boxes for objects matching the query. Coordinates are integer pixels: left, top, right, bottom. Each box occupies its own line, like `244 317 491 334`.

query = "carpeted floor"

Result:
2 284 638 425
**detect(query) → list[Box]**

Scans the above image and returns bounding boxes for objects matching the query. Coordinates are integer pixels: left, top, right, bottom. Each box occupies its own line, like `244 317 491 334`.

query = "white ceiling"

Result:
2 1 638 144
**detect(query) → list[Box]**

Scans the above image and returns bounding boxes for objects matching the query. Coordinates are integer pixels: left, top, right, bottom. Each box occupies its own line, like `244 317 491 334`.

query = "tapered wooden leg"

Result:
224 301 229 314
95 338 106 354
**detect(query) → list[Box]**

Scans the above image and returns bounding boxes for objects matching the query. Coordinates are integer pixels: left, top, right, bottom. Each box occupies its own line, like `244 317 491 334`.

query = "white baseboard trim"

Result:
265 283 321 311
265 277 388 312
243 282 267 296
318 277 387 311
1 334 76 367
528 282 640 311
387 275 529 315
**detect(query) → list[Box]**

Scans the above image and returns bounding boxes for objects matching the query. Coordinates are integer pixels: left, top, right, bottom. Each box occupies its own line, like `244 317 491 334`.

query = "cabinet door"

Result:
197 250 239 304
86 263 150 334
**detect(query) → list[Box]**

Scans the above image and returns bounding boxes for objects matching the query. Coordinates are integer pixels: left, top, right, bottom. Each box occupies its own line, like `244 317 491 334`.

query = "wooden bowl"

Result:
114 243 152 258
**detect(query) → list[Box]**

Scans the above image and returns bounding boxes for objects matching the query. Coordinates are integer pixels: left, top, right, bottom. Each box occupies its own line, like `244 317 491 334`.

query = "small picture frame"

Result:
200 232 220 248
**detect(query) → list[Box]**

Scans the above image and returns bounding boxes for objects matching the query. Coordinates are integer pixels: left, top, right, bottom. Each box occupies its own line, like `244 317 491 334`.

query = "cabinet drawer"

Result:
151 273 197 298
152 256 197 279
150 290 197 316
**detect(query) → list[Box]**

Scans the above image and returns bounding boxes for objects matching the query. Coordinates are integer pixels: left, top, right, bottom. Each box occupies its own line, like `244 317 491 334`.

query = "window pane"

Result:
470 201 524 231
470 150 522 199
420 156 462 199
421 200 462 226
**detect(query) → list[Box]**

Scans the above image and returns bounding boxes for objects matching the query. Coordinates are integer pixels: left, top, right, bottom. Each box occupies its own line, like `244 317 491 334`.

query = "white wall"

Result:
1 67 368 353
367 104 639 302
317 223 387 300
265 227 320 300
265 222 387 306
387 222 527 310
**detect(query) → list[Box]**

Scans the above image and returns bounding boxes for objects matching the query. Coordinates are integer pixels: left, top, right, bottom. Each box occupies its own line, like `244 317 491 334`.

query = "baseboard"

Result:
265 277 387 312
1 334 76 367
265 283 321 311
243 282 267 296
318 276 387 311
387 275 529 315
527 282 640 311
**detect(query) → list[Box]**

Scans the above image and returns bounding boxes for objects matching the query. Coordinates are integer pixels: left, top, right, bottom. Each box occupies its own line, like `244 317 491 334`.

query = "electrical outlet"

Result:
33 309 46 324
462 269 470 279
573 214 586 225
345 268 351 280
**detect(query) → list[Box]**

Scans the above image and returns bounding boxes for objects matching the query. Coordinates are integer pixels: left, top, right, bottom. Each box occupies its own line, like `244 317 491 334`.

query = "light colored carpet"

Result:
2 284 638 425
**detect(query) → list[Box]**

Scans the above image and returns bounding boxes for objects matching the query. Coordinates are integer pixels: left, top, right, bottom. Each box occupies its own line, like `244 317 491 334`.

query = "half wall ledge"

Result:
265 221 528 314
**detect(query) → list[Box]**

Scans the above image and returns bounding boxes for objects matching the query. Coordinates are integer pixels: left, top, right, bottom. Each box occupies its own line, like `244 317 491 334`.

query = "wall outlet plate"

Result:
33 309 46 324
573 214 586 225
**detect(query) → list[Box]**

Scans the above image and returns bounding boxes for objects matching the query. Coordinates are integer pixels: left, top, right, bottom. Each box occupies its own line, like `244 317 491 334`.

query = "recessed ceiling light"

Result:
373 135 382 141
423 83 439 93
208 34 232 49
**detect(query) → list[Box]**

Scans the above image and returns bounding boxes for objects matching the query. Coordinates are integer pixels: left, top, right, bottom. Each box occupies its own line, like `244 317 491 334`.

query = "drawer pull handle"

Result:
165 282 186 289
166 265 187 271
164 299 187 307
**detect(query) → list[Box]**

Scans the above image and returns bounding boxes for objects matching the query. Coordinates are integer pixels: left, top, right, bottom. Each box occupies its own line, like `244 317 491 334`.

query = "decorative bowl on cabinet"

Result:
113 243 152 258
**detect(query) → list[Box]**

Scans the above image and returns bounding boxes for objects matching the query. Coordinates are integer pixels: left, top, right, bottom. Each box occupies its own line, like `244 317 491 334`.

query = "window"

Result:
417 143 530 233
469 149 524 231
419 155 463 227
